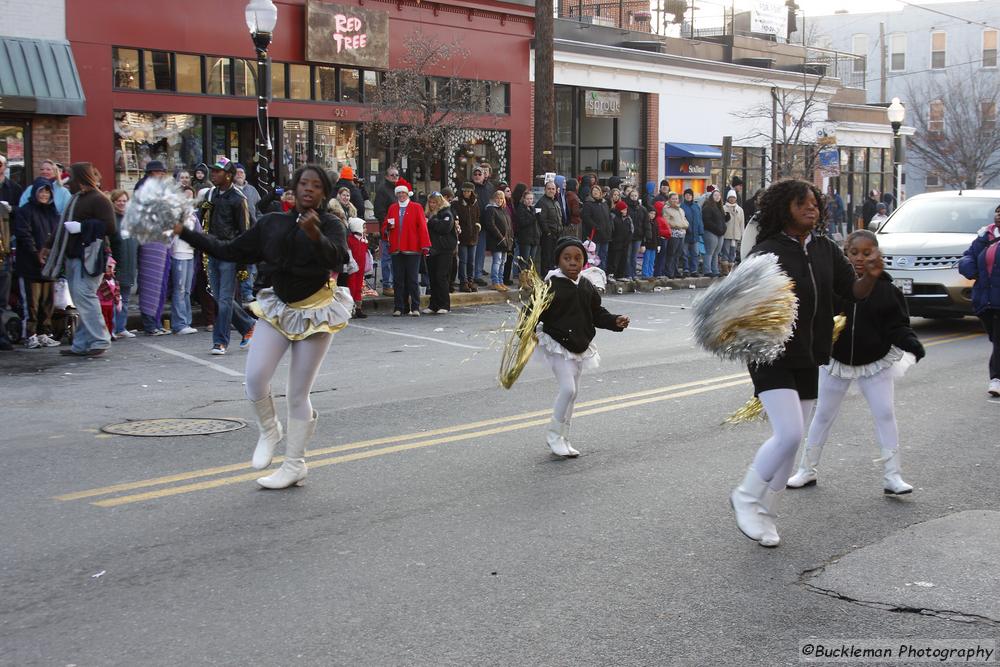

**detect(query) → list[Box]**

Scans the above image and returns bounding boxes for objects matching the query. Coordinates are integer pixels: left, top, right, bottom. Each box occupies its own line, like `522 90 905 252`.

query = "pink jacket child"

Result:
98 256 122 336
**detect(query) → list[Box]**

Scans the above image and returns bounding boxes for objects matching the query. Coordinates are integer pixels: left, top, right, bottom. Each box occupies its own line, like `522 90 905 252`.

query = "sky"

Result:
791 0 979 17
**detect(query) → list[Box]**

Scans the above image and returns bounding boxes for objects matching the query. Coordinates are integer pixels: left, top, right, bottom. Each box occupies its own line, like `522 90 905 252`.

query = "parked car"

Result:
874 190 1000 318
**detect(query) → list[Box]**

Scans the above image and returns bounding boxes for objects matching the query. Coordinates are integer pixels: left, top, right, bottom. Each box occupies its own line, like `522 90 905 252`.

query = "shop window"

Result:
0 123 30 187
618 148 643 185
315 66 337 101
281 120 310 183
143 51 173 91
113 111 204 190
984 30 998 68
931 32 946 69
207 56 231 95
234 59 256 97
288 64 311 100
113 47 140 89
175 54 203 94
489 82 508 114
579 113 613 148
554 147 574 177
313 121 359 175
890 33 905 71
363 70 379 102
340 68 361 103
272 63 287 99
554 86 574 145
579 148 614 181
618 92 643 149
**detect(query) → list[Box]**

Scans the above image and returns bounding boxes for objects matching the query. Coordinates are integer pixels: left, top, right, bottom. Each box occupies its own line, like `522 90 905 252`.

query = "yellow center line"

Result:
56 372 749 502
924 333 983 347
91 378 752 507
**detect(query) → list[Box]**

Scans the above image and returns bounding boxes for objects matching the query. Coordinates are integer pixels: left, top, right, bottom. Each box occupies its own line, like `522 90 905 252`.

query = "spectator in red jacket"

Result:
382 179 430 316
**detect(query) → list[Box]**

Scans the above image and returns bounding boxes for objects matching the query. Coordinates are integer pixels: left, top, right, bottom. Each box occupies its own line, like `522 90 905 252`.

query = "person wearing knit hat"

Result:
608 199 633 278
334 165 365 219
534 236 629 457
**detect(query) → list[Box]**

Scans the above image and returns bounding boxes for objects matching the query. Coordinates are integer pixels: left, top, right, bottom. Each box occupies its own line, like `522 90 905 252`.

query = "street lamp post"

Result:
246 0 278 201
887 97 906 208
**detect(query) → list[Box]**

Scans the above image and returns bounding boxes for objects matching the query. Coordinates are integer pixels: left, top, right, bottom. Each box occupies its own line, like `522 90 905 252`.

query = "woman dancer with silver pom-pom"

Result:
174 165 352 489
731 179 883 547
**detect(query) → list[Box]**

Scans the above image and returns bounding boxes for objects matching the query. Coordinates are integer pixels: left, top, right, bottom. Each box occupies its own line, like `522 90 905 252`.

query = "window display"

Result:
312 122 358 176
113 112 203 190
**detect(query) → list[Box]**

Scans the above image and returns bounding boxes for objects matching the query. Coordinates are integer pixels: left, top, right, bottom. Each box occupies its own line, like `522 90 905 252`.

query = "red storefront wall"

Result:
66 0 533 187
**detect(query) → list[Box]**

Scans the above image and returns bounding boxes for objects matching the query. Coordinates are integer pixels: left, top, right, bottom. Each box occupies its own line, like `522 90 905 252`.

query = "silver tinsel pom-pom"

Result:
691 252 798 365
121 177 192 244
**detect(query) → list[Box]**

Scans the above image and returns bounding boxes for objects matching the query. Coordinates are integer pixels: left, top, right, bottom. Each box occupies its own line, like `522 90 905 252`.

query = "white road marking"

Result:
602 297 689 309
348 324 486 350
141 343 244 377
627 326 656 331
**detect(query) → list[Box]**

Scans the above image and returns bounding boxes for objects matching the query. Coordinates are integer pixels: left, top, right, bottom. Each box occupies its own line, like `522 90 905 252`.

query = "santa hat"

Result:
394 179 412 196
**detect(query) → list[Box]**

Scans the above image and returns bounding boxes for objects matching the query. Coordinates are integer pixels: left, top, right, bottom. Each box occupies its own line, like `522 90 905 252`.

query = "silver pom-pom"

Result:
691 252 798 365
121 177 192 244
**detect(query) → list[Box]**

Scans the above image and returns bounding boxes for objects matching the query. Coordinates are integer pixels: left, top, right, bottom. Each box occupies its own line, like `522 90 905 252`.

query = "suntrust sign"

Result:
305 1 389 70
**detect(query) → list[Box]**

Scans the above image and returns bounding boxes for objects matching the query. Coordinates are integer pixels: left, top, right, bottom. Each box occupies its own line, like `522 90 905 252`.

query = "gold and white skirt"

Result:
250 281 353 341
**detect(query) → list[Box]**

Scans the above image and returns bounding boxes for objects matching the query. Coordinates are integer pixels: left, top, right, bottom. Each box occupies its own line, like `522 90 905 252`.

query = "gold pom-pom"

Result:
724 397 767 425
499 265 553 389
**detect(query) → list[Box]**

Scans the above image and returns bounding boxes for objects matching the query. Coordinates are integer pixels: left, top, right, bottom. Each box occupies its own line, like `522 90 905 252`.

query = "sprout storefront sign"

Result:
584 90 621 118
305 0 389 69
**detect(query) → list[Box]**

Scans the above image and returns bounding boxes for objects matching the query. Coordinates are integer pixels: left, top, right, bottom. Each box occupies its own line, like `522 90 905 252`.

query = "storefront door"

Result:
0 121 31 187
208 117 255 171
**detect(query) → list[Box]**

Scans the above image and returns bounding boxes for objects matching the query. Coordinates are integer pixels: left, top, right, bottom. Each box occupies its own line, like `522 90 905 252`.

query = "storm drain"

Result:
101 418 246 437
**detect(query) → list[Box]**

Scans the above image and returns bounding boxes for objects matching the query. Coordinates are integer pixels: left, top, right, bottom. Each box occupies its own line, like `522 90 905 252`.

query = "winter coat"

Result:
663 204 688 235
455 194 480 246
581 198 613 243
627 200 647 242
515 202 541 246
959 222 1000 314
680 200 704 245
345 232 368 303
537 194 563 239
18 177 71 214
474 181 496 219
831 273 924 366
483 203 513 252
13 178 61 280
335 178 365 217
382 199 431 255
427 204 458 256
611 209 633 247
645 214 661 248
749 233 859 368
201 186 251 241
373 178 397 223
701 201 727 237
862 197 879 227
539 275 624 353
723 202 745 241
565 191 583 233
653 201 671 240
0 176 23 212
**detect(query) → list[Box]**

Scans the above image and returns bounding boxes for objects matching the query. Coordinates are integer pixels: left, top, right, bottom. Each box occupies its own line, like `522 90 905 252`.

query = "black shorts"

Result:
748 364 819 401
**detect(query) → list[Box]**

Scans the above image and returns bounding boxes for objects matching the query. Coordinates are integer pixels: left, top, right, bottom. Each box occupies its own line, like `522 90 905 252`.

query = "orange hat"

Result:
340 165 354 180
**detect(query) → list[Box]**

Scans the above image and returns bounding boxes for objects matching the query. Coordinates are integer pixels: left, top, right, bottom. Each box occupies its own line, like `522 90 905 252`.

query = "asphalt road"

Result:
2 288 996 666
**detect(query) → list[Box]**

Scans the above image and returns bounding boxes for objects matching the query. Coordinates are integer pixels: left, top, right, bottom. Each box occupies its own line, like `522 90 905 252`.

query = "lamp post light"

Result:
887 97 906 207
246 0 278 201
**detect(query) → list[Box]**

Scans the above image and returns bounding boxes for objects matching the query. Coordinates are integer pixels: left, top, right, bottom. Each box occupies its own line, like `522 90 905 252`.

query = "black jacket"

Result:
702 201 727 236
200 186 250 241
627 200 647 242
373 178 397 223
455 195 480 246
581 199 612 243
483 204 512 252
474 181 495 218
750 233 859 368
540 276 624 353
515 202 541 246
13 179 60 280
0 177 23 212
427 205 458 256
537 195 563 238
181 210 349 304
611 209 633 246
832 273 923 366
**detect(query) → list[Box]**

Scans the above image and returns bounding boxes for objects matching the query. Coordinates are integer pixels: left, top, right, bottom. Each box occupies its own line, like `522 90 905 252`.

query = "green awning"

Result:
0 37 86 116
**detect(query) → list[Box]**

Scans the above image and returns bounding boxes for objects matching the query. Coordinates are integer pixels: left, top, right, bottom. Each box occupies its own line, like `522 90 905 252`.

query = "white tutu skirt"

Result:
533 330 601 371
825 345 916 380
250 283 353 341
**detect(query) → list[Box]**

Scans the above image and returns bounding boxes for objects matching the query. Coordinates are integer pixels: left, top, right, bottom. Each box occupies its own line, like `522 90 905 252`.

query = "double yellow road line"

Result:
54 331 981 508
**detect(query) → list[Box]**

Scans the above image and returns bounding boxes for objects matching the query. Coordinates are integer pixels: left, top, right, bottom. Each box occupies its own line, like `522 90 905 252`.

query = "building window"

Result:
0 122 30 187
340 68 361 103
554 86 574 145
931 31 946 69
288 64 311 100
272 63 287 99
890 33 905 71
113 111 204 190
312 121 359 175
982 101 997 131
925 172 940 188
929 99 945 134
362 70 379 102
175 54 203 94
315 66 337 102
143 51 173 91
852 34 868 73
112 47 139 89
984 30 998 68
233 59 256 97
488 82 509 114
206 56 231 95
280 120 310 183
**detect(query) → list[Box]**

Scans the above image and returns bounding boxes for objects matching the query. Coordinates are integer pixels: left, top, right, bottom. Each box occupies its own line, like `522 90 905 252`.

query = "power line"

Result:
894 0 1000 32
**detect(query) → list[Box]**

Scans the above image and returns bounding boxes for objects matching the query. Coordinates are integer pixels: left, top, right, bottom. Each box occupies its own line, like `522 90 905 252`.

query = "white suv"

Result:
874 190 999 318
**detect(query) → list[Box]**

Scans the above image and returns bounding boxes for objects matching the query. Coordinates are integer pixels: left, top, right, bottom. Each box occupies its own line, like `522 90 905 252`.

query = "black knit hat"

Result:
660 179 669 187
553 236 587 261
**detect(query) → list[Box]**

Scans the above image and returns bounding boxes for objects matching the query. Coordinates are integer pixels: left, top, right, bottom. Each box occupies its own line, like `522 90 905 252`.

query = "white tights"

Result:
550 355 584 424
750 389 816 490
244 320 332 421
807 367 897 451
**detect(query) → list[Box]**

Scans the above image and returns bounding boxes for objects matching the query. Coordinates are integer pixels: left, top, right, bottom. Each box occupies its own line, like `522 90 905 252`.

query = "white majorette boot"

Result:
731 467 775 546
878 448 913 495
250 395 284 470
257 410 317 489
786 445 823 488
758 487 783 547
546 418 572 457
560 420 580 458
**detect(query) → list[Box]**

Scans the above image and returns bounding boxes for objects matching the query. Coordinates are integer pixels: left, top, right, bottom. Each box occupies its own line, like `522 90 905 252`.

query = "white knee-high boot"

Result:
879 447 913 495
546 418 572 457
758 488 782 547
786 444 823 488
560 419 580 457
257 410 316 489
250 395 284 470
731 467 778 546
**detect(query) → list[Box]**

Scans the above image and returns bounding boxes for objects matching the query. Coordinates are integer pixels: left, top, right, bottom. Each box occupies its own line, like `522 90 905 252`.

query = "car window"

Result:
879 198 1000 234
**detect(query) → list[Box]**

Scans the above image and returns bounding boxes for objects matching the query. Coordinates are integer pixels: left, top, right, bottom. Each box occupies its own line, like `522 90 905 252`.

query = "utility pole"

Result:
689 0 695 39
534 0 556 179
770 87 778 182
879 22 887 104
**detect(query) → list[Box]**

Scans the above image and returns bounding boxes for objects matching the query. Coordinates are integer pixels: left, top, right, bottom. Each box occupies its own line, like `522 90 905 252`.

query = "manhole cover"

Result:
102 418 246 437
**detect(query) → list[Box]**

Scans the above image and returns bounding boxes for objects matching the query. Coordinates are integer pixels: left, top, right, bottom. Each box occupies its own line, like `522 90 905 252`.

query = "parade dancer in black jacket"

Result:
731 180 883 547
176 165 351 489
536 238 629 457
787 230 925 494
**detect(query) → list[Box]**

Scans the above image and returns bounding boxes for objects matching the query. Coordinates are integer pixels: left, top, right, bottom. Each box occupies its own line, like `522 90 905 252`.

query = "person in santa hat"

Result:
382 178 430 316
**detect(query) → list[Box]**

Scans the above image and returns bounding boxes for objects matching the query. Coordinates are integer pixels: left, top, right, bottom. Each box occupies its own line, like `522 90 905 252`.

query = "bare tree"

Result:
366 31 496 194
905 62 1000 189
